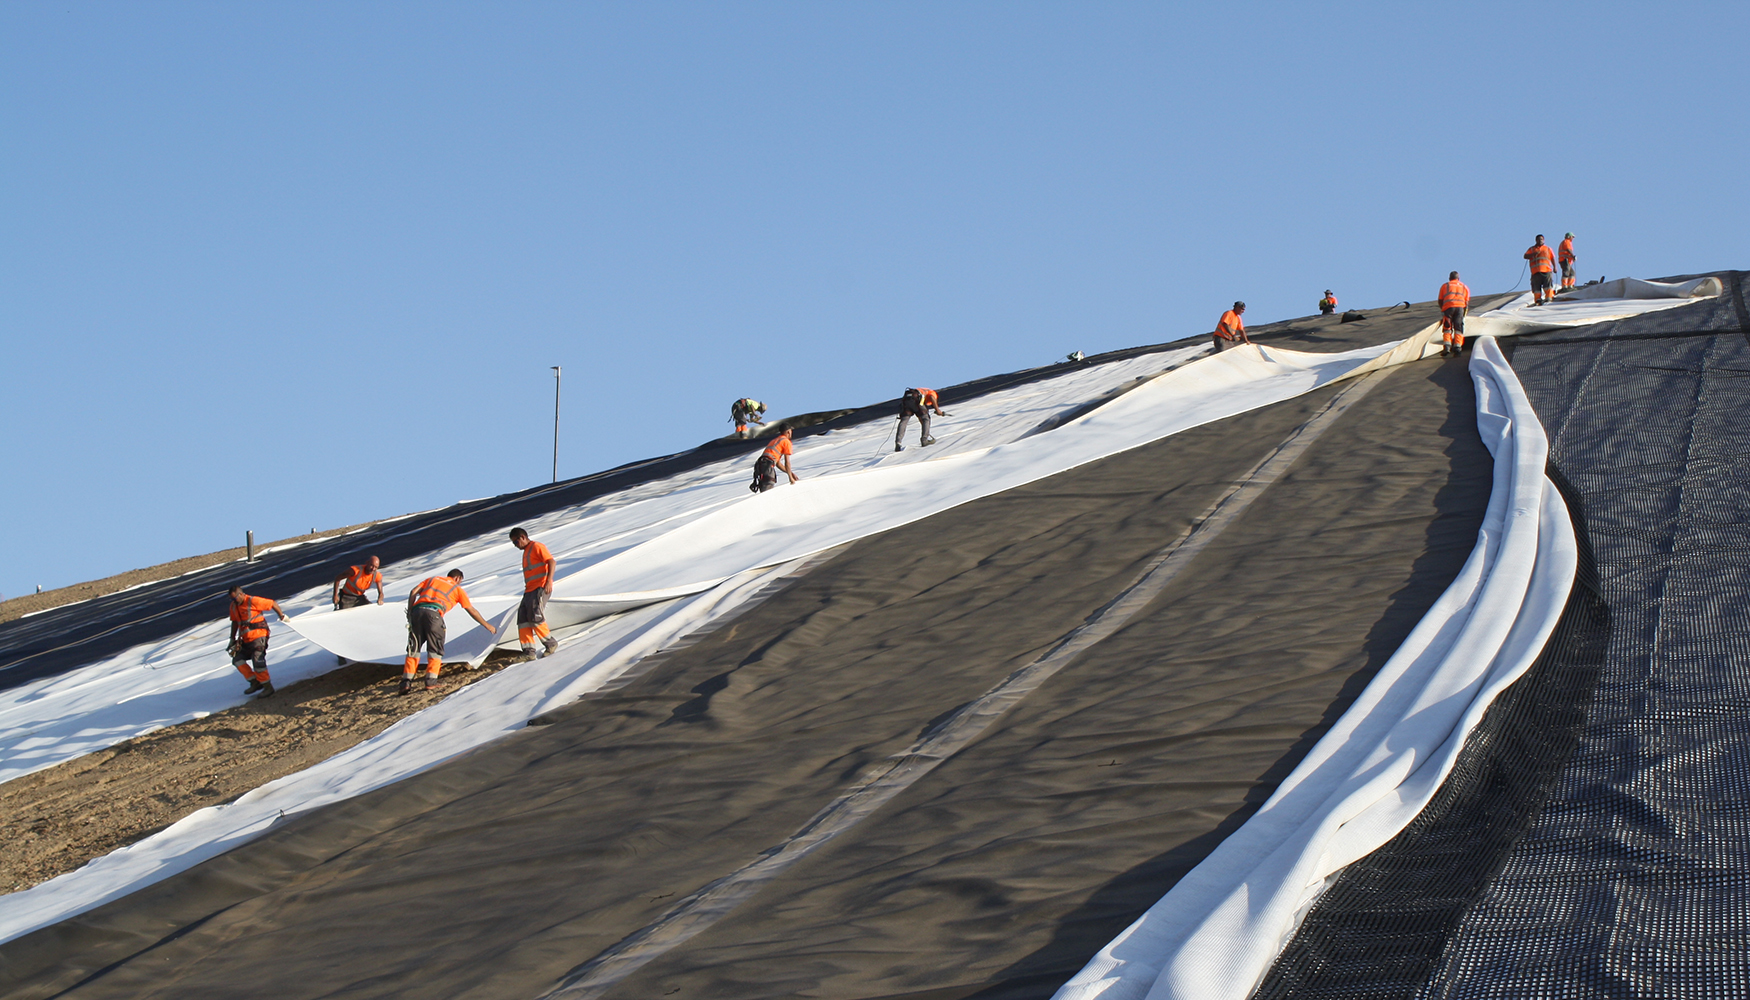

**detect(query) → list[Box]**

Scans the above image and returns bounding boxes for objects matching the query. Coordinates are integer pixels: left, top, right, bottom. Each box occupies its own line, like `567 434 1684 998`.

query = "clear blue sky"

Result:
3 1 1746 599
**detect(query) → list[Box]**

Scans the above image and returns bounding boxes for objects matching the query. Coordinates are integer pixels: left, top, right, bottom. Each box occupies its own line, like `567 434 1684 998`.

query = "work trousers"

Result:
896 400 932 446
518 589 551 646
231 636 269 682
405 606 446 676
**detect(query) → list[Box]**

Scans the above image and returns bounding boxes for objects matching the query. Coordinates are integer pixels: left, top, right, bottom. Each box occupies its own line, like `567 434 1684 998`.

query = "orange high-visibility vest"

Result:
1320 295 1337 310
1216 310 1245 340
917 389 940 409
1439 280 1471 310
1558 238 1575 264
230 595 274 641
763 436 793 462
411 576 470 613
1525 244 1556 273
521 540 555 592
341 564 380 596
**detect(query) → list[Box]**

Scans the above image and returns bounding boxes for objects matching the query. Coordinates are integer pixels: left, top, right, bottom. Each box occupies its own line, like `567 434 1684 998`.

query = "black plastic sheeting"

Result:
0 338 1203 693
1255 271 1750 998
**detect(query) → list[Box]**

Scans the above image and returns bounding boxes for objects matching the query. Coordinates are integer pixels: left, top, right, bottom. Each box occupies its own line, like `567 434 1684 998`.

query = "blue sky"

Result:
3 1 1746 599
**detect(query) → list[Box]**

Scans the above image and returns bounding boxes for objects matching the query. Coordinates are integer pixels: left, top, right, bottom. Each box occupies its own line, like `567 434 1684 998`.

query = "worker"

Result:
1438 271 1472 357
331 556 384 609
402 569 496 695
1214 302 1251 352
509 527 559 659
227 586 289 698
731 398 767 438
895 387 948 452
1524 235 1558 305
752 427 798 492
1319 290 1338 315
1558 233 1577 290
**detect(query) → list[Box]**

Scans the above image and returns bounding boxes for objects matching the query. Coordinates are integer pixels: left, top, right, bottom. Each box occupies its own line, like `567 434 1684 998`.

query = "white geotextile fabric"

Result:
1466 276 1722 339
0 562 805 945
0 346 1201 785
1050 337 1579 1000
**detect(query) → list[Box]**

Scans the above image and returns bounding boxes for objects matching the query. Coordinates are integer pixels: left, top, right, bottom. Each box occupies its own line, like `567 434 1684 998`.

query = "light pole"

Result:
551 366 562 483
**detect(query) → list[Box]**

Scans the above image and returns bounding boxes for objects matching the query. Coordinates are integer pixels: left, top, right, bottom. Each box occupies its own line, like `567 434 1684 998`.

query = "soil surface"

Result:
0 523 380 626
0 645 527 894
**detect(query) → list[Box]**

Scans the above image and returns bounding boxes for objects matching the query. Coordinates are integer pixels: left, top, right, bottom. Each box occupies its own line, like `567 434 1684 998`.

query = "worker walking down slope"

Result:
402 570 496 695
510 527 558 660
731 398 767 438
1438 271 1472 357
1559 233 1577 290
895 387 948 452
1214 302 1251 352
752 427 798 493
1319 290 1339 315
331 557 384 609
227 586 288 698
1525 234 1558 305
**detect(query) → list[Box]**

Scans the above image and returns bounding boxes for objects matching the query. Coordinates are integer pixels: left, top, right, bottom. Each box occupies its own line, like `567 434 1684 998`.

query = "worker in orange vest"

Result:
752 427 798 493
402 570 496 694
1438 271 1472 357
895 387 948 452
331 557 384 610
510 527 559 659
1214 302 1250 352
227 586 289 698
1525 235 1558 305
1558 233 1577 289
1318 290 1338 315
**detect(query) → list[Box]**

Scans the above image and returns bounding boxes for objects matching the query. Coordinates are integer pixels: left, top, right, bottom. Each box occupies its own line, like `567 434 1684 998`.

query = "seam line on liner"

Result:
534 370 1389 1000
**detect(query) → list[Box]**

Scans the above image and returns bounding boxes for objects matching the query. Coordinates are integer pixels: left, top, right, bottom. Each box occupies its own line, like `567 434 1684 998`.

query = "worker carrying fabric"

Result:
731 398 767 438
1214 302 1251 352
509 527 559 660
895 387 948 452
402 569 496 695
331 557 384 609
1558 233 1577 290
1438 271 1472 357
1319 290 1338 315
751 427 798 493
227 586 288 698
1524 235 1558 305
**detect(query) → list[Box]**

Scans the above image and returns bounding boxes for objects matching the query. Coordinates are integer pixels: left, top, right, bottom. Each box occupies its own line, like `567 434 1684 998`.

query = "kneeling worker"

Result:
731 398 767 438
227 586 289 698
510 527 558 659
331 556 384 609
403 570 496 694
895 387 947 452
752 427 798 492
1439 271 1471 356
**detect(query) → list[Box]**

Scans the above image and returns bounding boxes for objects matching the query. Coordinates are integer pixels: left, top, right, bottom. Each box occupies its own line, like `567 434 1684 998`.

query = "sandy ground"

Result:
0 645 529 894
0 523 380 626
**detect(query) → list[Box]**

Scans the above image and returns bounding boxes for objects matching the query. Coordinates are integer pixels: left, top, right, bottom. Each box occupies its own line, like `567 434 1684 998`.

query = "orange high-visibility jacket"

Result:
917 388 940 409
411 577 474 614
1558 238 1575 264
341 564 381 596
1525 244 1557 273
1439 280 1471 310
230 595 275 641
763 436 793 462
521 540 555 593
1320 294 1338 310
1216 310 1245 340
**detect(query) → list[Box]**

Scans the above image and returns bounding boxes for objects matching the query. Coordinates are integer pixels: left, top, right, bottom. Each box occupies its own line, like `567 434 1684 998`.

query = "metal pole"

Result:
246 530 255 563
551 366 562 483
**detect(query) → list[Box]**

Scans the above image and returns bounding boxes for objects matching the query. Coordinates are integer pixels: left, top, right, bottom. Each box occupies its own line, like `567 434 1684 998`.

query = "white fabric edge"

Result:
1051 336 1579 1000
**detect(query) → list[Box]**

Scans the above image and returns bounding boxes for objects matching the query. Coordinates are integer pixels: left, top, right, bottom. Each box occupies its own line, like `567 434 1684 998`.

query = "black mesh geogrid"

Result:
1256 272 1750 999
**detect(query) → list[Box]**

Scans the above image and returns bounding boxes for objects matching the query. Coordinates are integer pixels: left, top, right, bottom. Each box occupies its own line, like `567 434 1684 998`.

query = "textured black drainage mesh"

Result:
1254 271 1750 999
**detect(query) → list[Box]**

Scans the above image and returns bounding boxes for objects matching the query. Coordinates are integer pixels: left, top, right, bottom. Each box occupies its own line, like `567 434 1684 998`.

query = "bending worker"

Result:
510 527 559 659
1319 290 1338 315
1214 301 1251 352
752 426 798 492
1439 271 1471 357
895 387 947 452
227 585 288 699
402 569 495 695
331 556 384 609
1524 235 1558 305
1559 233 1577 290
731 398 767 438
